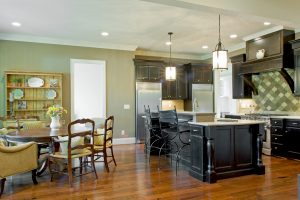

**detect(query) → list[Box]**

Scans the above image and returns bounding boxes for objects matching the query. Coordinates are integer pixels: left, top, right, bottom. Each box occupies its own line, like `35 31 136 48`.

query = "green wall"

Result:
0 40 135 138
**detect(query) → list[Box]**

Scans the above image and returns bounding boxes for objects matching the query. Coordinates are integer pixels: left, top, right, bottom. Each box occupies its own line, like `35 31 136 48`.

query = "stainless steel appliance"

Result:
192 84 214 112
136 82 161 143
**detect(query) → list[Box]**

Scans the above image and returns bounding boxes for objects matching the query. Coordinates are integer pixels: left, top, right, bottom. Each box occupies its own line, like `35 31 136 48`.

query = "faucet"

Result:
193 98 199 112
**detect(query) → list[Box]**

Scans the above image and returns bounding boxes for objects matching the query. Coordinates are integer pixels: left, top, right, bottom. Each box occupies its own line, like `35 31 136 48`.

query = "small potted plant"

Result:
47 105 67 129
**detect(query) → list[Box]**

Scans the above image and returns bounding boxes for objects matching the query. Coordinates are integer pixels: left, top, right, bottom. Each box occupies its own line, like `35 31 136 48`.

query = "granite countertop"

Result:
270 116 300 119
189 119 265 126
177 111 216 116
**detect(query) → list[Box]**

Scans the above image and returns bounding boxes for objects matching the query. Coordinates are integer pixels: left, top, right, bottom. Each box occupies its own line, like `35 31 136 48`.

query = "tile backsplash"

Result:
251 70 300 112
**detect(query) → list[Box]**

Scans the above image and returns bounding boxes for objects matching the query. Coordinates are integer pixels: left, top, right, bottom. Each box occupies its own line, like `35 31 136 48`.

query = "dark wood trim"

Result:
279 68 294 93
0 178 6 197
243 75 258 95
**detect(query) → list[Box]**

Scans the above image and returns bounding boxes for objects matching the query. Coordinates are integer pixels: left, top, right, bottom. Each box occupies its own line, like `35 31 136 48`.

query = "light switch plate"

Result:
124 104 130 109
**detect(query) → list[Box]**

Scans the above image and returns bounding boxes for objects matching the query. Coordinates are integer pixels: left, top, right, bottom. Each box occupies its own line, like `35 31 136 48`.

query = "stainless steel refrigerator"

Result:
136 82 162 143
192 84 214 112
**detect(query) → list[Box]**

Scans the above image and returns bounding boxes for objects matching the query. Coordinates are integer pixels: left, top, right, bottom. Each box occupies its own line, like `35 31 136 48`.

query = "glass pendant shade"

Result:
165 66 176 80
165 32 176 80
212 15 228 70
213 49 228 70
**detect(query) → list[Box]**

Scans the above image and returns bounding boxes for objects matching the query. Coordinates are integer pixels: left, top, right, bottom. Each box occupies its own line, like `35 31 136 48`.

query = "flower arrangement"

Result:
47 105 67 118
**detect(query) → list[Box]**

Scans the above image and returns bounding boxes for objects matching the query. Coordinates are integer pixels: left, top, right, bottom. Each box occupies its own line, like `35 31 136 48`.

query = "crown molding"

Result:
135 49 202 60
242 25 284 41
0 33 137 51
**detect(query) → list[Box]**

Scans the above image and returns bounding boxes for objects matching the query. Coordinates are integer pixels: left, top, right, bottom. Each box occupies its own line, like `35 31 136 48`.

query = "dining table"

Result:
5 126 93 176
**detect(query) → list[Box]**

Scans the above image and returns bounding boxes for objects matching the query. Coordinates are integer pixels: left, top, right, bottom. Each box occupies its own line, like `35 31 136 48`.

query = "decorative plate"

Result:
28 77 44 87
12 89 24 99
49 79 58 87
46 89 57 99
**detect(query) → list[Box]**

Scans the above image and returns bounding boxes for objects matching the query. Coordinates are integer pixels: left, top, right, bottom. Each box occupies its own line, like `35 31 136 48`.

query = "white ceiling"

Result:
0 0 299 58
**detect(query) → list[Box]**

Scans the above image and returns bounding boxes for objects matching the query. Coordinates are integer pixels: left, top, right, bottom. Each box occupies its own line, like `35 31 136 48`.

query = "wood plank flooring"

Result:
1 144 300 200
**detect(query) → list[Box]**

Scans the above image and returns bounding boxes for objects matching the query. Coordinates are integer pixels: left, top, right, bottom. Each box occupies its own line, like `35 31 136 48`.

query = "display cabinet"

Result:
5 71 63 121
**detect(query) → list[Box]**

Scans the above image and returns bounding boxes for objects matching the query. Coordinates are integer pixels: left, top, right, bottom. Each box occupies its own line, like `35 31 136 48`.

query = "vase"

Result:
50 116 61 130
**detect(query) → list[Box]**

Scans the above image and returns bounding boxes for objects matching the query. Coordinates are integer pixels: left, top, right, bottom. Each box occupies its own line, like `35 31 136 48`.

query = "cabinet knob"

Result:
275 129 277 131
275 137 277 140
275 121 277 124
285 130 288 133
274 147 278 150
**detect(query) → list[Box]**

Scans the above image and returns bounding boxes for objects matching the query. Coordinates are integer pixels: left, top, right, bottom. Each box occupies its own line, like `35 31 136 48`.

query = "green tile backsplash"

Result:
252 70 300 112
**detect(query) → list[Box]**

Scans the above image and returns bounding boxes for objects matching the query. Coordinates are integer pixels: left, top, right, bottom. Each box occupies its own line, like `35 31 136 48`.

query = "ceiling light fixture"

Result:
101 32 109 36
11 22 21 27
212 15 228 70
165 32 176 81
202 45 208 49
264 22 271 26
230 34 237 39
165 41 172 46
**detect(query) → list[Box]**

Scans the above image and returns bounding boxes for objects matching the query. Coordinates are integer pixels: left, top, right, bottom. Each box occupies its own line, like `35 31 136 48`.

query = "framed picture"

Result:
17 101 27 110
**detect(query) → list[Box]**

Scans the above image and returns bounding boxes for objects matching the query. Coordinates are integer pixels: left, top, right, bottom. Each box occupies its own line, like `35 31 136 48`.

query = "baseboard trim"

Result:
113 137 136 145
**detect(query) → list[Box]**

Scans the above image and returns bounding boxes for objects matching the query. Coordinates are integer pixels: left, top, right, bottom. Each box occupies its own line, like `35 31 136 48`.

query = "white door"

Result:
70 59 106 121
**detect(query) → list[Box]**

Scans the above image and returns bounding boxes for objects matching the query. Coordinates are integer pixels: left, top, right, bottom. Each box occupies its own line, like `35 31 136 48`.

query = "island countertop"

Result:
188 119 265 126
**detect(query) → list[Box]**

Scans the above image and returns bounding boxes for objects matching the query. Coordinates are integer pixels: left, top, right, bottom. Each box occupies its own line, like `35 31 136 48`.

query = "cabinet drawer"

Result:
271 127 283 136
271 143 285 155
270 119 283 127
271 135 284 144
286 119 300 128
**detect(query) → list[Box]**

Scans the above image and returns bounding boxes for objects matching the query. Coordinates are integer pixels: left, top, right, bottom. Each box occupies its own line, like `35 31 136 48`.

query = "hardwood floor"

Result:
1 144 300 200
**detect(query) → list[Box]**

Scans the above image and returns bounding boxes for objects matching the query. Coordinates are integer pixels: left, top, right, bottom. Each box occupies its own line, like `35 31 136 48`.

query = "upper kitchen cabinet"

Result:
289 39 300 96
176 66 188 99
231 54 253 99
162 65 188 100
134 59 164 82
191 64 213 84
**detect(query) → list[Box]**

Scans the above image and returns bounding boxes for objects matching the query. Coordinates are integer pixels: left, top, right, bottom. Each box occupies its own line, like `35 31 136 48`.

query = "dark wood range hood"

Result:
238 29 295 94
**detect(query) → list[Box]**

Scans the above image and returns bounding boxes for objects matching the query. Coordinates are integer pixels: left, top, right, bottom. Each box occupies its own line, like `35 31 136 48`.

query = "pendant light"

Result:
212 15 228 70
165 32 176 80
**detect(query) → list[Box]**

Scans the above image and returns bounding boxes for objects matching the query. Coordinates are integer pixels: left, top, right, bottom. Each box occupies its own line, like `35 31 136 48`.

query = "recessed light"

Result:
165 41 172 46
264 22 271 26
202 45 208 49
11 22 21 27
230 34 237 39
101 32 109 36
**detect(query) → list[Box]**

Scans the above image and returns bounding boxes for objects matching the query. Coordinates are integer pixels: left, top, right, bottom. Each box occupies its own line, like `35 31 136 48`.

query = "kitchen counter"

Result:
177 112 215 122
189 120 265 183
270 116 300 119
188 119 265 126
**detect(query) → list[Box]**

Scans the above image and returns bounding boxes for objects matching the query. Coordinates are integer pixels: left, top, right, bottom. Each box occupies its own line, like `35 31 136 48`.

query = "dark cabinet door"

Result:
294 49 300 96
176 67 187 99
192 67 213 84
285 127 300 156
162 80 177 99
136 66 149 81
214 126 234 172
231 54 252 99
234 125 253 169
148 66 161 81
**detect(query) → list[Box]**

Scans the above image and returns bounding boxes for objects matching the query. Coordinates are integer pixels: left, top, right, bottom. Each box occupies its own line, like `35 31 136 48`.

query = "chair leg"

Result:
110 147 117 166
104 151 110 172
90 155 98 179
79 157 83 175
0 178 6 197
32 169 38 185
68 158 73 187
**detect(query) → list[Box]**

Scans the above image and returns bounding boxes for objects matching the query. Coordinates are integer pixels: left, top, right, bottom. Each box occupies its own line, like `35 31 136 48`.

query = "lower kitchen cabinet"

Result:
270 118 300 159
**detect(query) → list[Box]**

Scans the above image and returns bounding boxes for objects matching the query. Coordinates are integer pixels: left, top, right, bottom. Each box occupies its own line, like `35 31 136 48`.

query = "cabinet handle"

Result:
292 122 298 125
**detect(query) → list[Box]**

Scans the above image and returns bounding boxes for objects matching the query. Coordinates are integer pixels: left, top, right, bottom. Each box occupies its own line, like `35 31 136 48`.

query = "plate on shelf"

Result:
49 79 59 87
28 77 44 87
46 89 57 99
12 89 24 99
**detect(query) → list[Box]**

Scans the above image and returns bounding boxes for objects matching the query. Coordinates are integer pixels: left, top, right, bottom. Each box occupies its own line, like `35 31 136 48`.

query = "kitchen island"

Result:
188 119 265 183
177 111 215 122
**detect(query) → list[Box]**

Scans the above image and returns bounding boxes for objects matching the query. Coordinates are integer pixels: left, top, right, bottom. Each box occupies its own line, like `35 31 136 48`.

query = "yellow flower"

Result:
47 105 67 117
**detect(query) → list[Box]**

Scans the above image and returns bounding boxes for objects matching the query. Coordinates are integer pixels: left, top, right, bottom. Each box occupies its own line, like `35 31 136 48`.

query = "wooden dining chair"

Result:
48 118 98 187
93 116 117 172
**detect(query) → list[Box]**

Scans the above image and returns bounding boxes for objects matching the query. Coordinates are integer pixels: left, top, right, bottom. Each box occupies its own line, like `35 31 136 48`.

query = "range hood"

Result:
239 29 295 94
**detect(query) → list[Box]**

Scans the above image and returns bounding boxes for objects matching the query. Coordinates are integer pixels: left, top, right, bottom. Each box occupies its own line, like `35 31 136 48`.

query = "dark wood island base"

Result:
189 120 265 183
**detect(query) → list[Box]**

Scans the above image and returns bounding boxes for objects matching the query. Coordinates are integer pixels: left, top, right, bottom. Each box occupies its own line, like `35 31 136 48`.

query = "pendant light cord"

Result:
168 32 172 66
218 14 221 43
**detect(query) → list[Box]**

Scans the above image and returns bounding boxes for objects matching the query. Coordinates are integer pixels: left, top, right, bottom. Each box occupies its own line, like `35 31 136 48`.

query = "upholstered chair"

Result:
0 142 38 197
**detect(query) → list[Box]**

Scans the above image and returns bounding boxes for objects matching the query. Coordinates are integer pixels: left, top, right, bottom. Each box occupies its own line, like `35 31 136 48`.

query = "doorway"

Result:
70 59 106 121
